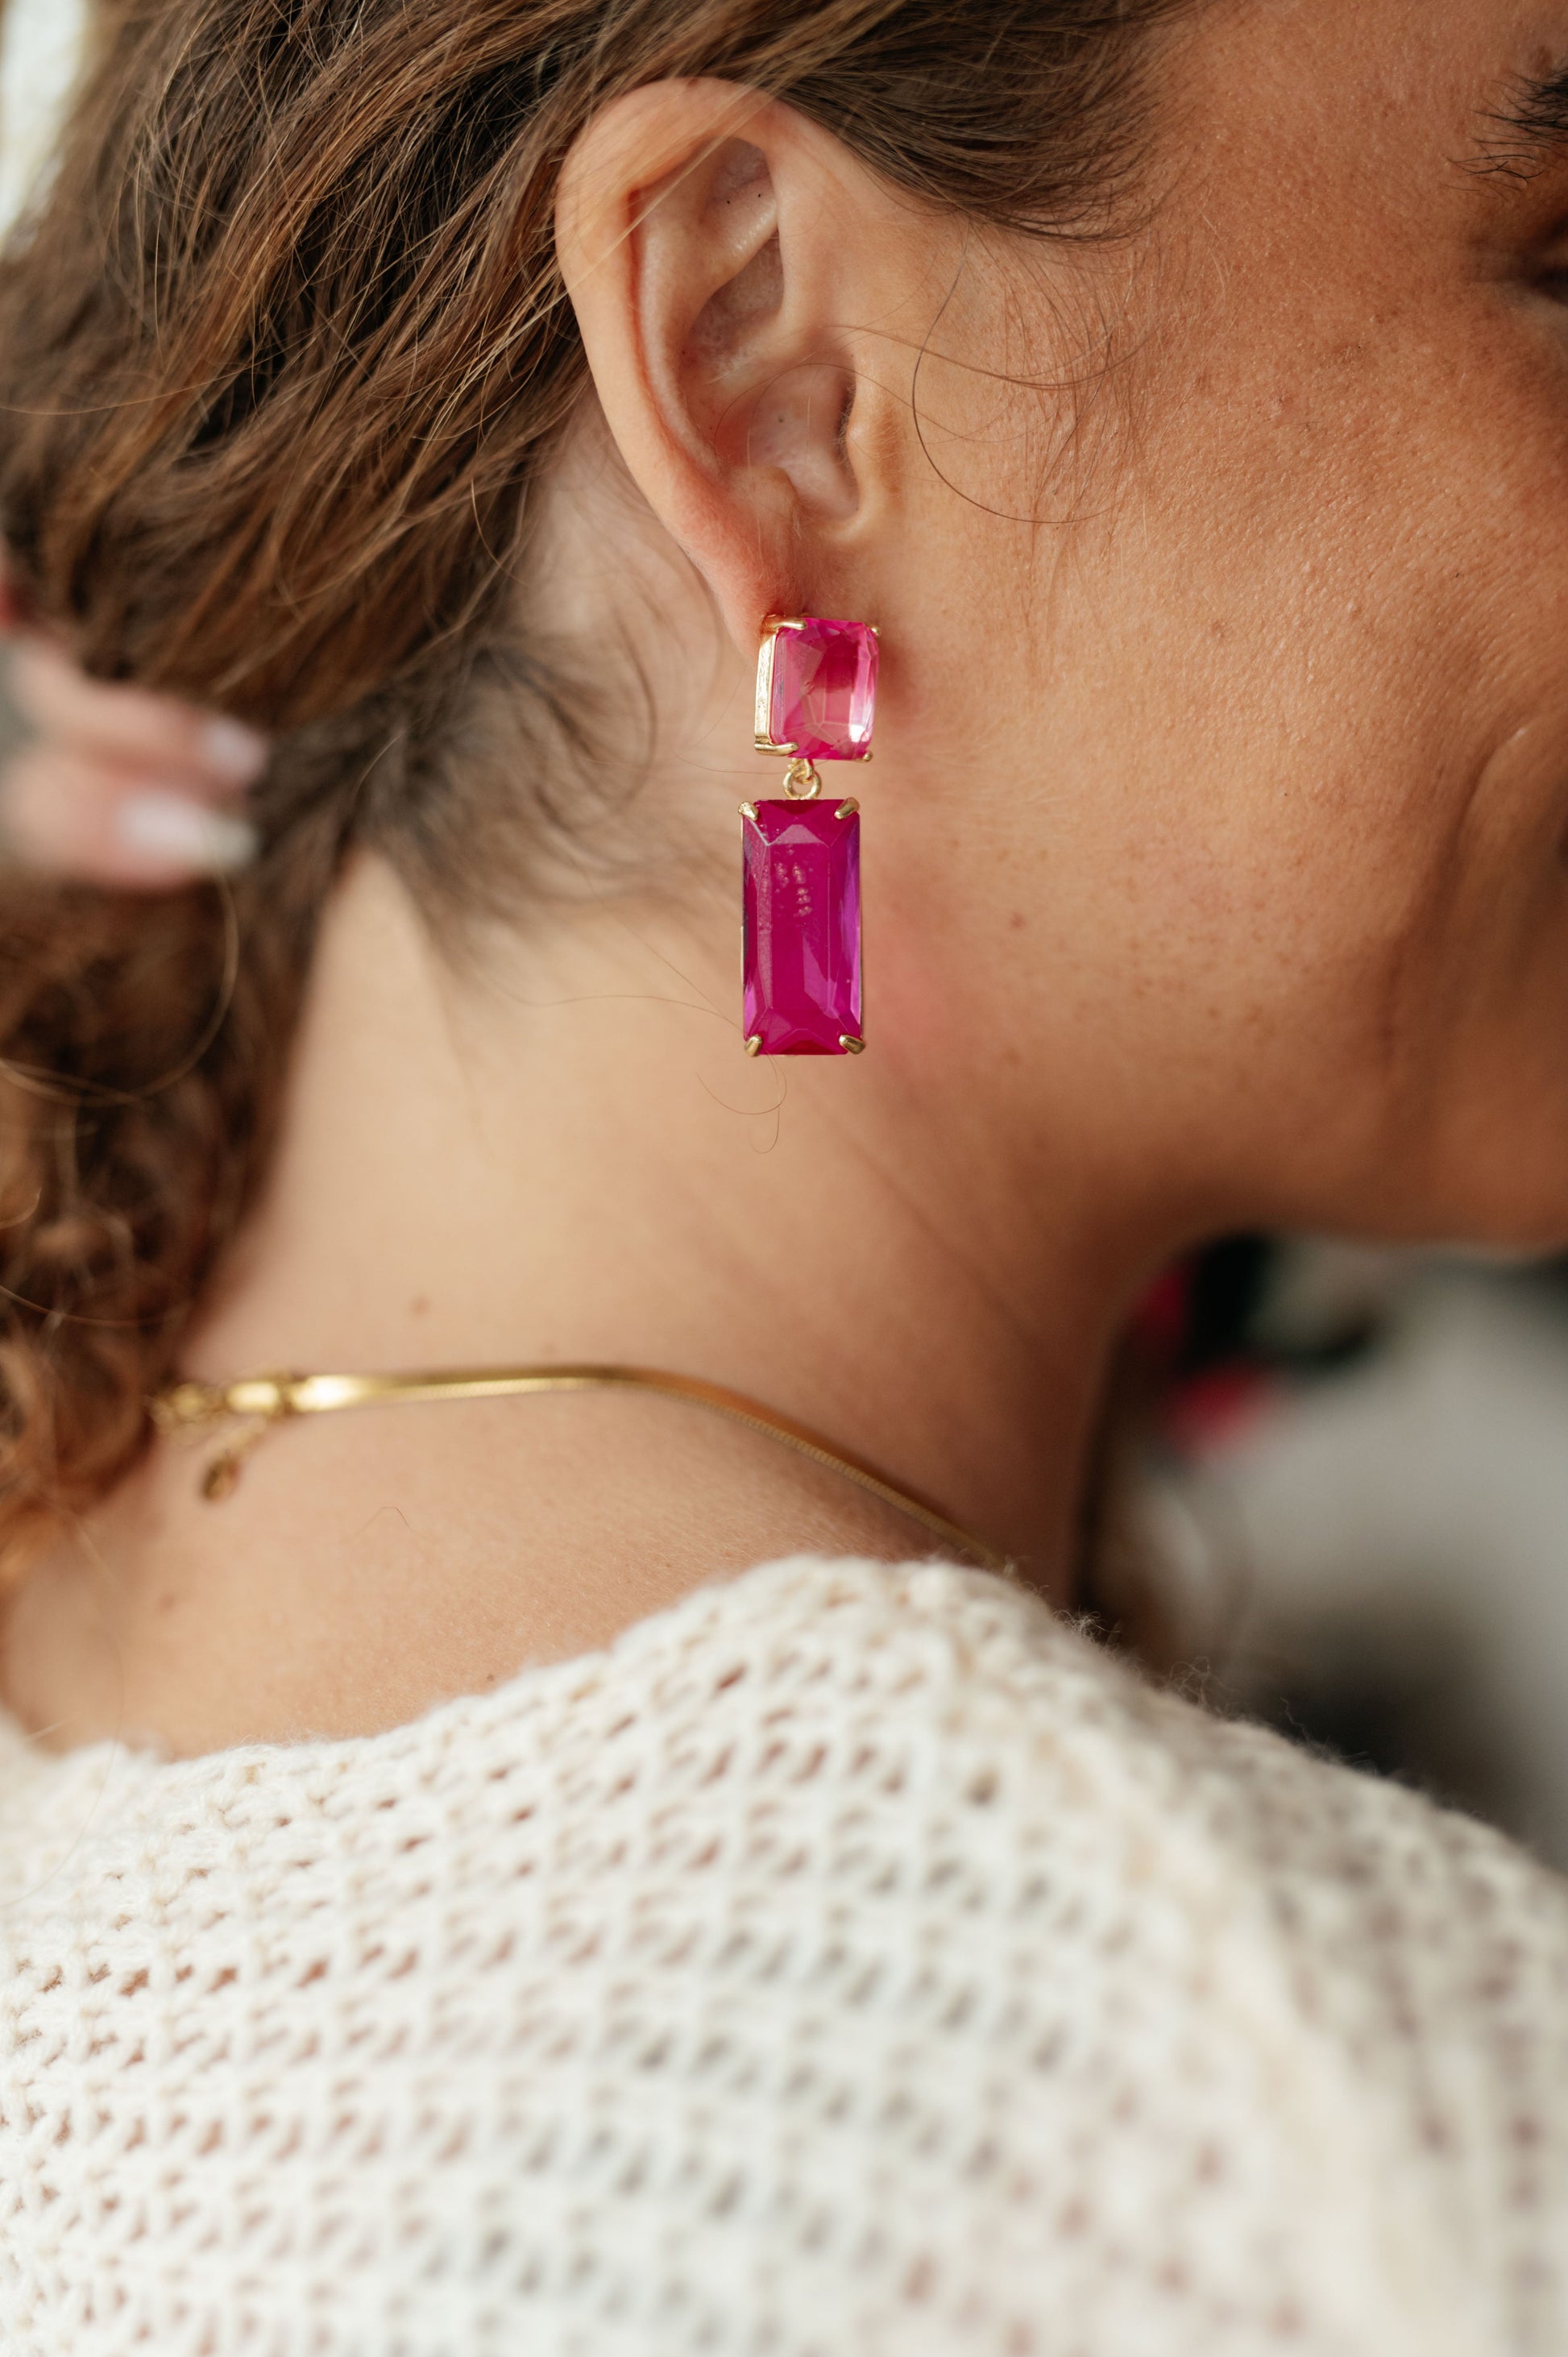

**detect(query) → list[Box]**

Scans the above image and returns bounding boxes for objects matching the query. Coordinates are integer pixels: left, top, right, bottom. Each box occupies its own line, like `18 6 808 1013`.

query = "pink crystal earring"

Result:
740 616 877 1056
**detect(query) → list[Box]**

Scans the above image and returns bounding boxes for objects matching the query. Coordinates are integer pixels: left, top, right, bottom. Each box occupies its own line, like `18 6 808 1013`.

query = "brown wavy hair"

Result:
0 0 1190 1583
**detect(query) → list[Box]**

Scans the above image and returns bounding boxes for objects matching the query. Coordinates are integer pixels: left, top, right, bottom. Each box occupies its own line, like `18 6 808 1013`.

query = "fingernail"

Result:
117 791 259 872
197 716 269 784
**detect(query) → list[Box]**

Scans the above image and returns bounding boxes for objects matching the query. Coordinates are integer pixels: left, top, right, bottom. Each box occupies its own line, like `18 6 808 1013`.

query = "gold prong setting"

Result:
839 1035 865 1055
753 618 806 757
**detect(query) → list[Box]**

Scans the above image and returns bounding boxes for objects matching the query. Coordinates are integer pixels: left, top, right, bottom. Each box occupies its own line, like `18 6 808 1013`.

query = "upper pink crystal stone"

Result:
743 800 862 1054
766 618 878 761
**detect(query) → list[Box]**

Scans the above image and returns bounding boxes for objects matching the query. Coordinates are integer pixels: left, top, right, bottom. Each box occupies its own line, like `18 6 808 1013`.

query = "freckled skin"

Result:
885 0 1568 1251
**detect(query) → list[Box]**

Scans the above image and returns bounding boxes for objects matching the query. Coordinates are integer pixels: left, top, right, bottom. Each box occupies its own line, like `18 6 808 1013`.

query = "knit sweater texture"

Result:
0 1553 1564 2355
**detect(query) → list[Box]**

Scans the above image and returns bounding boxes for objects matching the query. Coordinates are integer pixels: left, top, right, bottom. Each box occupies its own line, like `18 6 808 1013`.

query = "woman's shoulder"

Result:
0 1551 1562 2355
625 1554 1568 2351
724 1556 1568 2131
2 1549 1565 2107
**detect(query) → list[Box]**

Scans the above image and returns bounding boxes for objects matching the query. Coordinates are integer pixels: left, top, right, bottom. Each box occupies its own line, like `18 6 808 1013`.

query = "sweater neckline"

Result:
0 1553 989 1791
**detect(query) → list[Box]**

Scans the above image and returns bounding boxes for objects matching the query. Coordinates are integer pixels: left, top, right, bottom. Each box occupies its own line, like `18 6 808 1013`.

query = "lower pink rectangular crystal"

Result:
742 801 862 1054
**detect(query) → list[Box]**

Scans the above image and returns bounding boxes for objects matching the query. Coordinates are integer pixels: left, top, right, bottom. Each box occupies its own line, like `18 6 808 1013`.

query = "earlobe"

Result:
556 82 878 650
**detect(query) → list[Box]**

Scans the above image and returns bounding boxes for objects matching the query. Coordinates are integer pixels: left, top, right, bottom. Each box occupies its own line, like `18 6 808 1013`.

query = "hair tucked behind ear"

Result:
0 0 1192 1581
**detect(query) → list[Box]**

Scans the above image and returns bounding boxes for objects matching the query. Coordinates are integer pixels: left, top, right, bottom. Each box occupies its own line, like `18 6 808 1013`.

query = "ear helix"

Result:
738 616 877 1057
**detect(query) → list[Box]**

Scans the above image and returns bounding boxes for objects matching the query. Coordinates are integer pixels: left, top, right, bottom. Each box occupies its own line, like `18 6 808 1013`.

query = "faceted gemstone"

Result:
742 800 862 1054
767 618 878 761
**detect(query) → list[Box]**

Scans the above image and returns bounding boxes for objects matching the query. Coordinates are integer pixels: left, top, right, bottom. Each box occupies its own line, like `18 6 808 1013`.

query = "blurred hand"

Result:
0 631 264 890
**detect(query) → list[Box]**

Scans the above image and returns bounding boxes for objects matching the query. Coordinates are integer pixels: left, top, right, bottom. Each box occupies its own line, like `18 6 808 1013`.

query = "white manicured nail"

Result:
117 791 259 871
197 716 269 783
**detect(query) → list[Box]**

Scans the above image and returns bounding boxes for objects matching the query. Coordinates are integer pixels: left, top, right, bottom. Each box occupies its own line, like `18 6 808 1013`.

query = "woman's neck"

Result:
2 854 1158 1756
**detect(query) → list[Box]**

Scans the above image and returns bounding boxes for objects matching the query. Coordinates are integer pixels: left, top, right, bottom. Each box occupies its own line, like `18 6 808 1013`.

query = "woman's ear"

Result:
556 81 906 654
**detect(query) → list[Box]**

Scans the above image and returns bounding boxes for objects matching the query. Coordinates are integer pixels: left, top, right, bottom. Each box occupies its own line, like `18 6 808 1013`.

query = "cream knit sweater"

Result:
0 1553 1564 2355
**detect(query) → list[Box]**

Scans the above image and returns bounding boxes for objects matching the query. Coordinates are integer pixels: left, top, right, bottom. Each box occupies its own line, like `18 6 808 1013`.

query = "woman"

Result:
0 0 1563 2346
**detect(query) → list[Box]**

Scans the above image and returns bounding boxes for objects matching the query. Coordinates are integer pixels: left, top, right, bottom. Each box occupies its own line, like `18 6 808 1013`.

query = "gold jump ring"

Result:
782 758 822 800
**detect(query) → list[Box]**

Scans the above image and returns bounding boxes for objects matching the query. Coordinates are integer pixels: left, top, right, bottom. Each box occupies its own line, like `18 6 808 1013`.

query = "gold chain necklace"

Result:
151 1363 1009 1574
